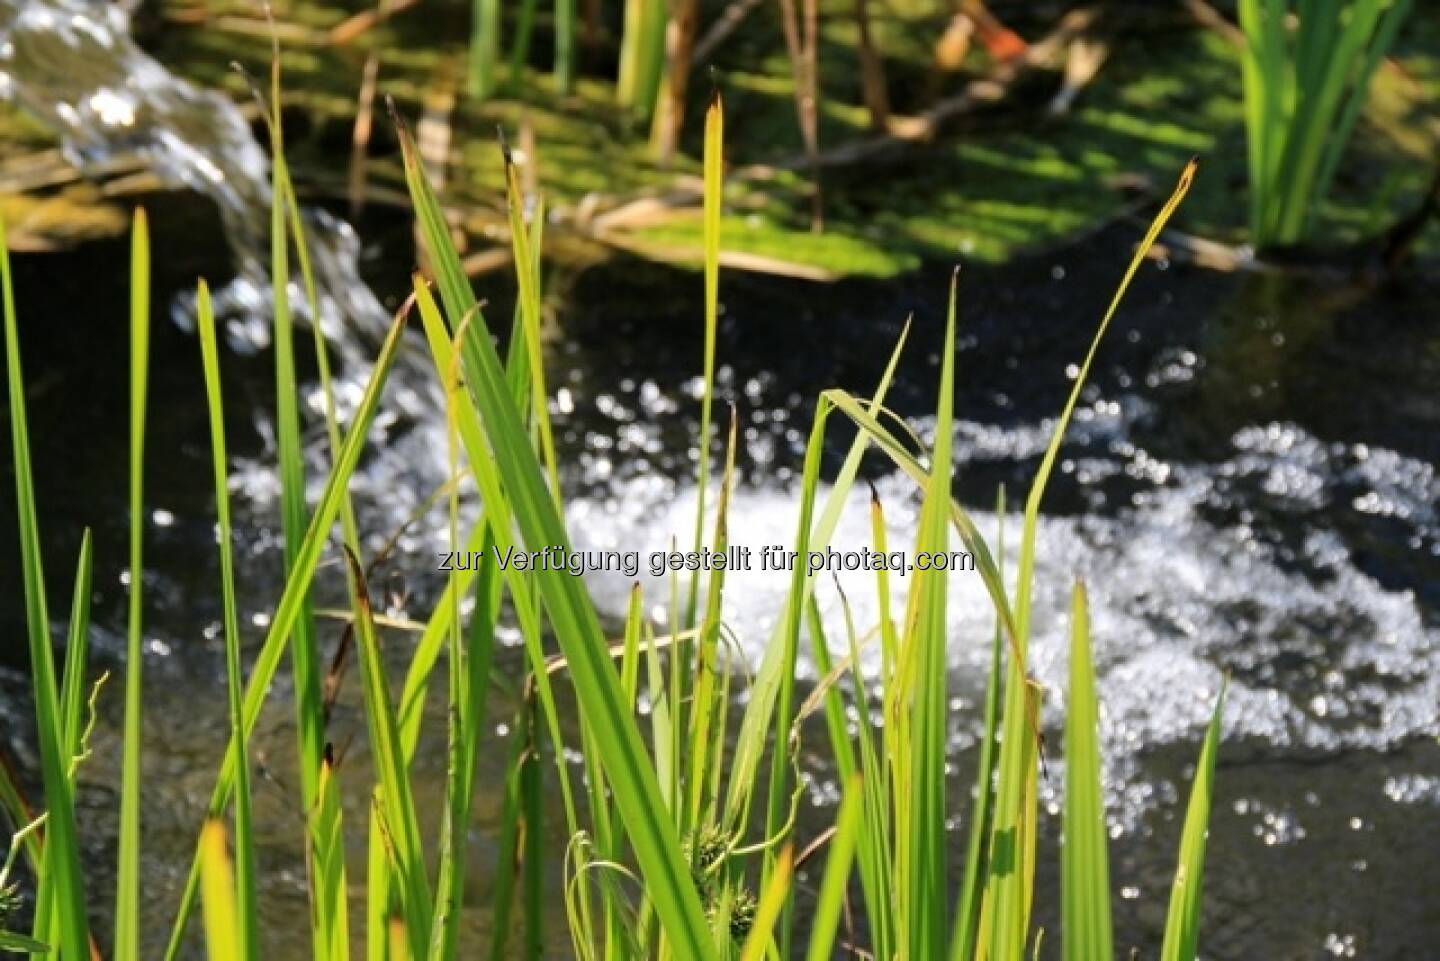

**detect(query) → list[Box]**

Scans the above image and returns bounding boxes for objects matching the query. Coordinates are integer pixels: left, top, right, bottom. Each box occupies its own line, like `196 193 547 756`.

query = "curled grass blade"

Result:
723 320 909 834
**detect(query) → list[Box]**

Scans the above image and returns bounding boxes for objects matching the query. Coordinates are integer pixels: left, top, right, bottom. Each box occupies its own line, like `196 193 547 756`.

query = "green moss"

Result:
3 1 1434 271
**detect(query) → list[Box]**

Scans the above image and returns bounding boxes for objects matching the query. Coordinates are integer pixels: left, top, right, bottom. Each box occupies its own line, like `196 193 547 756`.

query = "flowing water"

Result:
1 3 1438 958
0 0 394 358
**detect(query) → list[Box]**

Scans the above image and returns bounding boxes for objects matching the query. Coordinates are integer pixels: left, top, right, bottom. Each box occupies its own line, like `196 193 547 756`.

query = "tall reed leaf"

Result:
1160 682 1227 961
115 206 150 961
1062 581 1112 961
399 121 716 958
342 551 433 958
268 61 329 837
467 0 502 97
687 91 723 626
2 212 91 961
197 280 259 961
1239 0 1412 245
949 489 1005 961
163 304 410 961
905 270 958 960
617 0 667 119
553 0 575 91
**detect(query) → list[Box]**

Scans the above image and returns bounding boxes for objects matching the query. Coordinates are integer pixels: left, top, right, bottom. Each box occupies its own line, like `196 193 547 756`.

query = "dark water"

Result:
1 185 1438 959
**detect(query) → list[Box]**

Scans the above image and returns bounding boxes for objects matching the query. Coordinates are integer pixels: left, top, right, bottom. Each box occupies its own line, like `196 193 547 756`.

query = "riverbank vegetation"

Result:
1 2 1436 958
0 2 1435 276
0 78 1237 959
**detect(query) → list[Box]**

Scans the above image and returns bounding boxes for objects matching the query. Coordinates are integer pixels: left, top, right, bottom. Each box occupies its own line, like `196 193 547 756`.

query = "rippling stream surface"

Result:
1 1 1438 957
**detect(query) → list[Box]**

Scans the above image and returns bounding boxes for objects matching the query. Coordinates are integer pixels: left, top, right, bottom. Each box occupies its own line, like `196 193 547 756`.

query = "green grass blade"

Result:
521 722 543 960
507 0 537 91
313 757 350 961
115 205 150 961
1062 581 1112 961
1272 2 1389 242
685 412 735 829
820 390 1017 651
0 931 49 954
343 550 433 957
949 488 1005 961
1159 681 1227 961
756 398 830 955
487 703 532 961
687 92 723 627
827 565 894 960
467 0 502 97
59 531 93 767
804 775 863 961
400 125 716 960
412 280 600 949
197 280 259 961
38 527 97 942
1014 159 1196 648
904 271 957 961
977 675 1042 960
428 325 499 961
199 820 239 961
501 146 561 503
553 0 575 91
163 304 410 961
273 124 358 961
268 77 329 834
1308 0 1412 230
3 211 92 961
722 322 908 835
738 844 792 961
